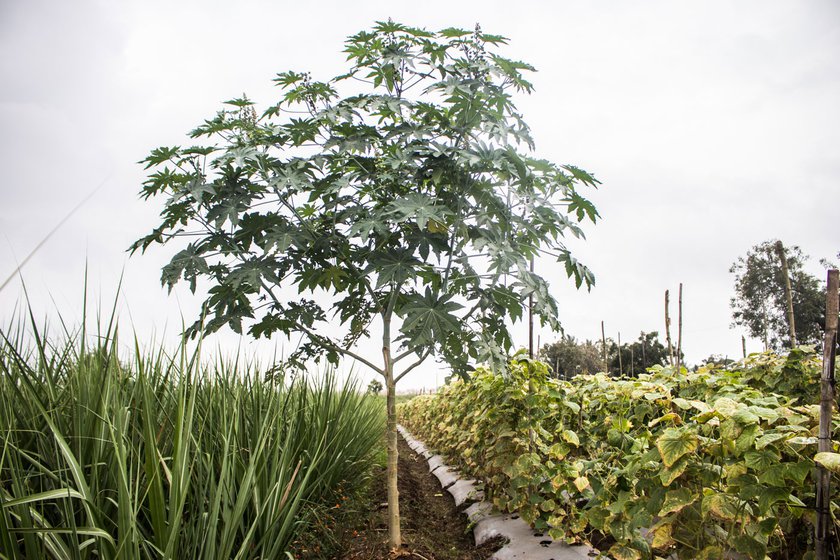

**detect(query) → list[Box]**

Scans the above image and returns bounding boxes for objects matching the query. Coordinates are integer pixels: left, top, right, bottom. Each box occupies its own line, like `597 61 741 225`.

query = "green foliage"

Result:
730 240 825 351
131 21 599 377
539 335 603 378
0 315 383 559
367 379 383 394
605 331 671 376
399 348 836 559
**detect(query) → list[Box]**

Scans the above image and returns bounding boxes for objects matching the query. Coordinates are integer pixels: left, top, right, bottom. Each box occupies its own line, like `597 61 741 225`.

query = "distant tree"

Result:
539 335 602 379
132 22 599 550
730 240 824 351
367 379 383 395
606 331 670 376
699 354 736 369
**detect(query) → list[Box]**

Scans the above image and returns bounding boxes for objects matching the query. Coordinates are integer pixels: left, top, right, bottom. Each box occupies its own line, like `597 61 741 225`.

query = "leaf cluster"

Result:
131 21 599 377
400 348 838 559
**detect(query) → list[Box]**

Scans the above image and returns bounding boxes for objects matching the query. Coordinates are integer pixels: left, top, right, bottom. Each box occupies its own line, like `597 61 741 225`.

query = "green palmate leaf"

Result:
733 534 767 559
744 449 780 471
758 486 790 514
656 428 699 468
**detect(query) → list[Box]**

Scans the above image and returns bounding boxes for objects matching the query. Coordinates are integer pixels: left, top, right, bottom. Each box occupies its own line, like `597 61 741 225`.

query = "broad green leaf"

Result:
656 428 698 468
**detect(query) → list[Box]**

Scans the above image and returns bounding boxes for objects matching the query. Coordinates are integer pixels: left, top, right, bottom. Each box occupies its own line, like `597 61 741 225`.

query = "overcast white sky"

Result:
1 0 838 390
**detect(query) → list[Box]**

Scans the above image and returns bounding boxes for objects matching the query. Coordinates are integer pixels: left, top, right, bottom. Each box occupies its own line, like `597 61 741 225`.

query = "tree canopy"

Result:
132 21 599 378
730 240 824 351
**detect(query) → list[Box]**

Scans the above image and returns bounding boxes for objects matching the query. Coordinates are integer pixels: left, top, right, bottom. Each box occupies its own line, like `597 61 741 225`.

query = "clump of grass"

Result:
0 309 383 559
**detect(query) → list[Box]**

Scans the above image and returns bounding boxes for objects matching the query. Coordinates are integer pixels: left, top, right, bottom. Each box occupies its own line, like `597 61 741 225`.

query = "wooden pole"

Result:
665 290 675 368
815 269 839 560
528 257 534 359
601 321 607 372
775 240 798 348
676 283 683 373
617 332 623 376
641 331 647 370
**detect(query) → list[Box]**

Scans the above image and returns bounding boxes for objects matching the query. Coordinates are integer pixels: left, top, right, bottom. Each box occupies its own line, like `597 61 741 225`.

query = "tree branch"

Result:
258 279 383 375
394 348 433 383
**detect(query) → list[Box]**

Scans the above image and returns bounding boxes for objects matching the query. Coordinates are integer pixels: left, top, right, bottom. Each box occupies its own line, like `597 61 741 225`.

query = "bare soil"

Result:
335 436 504 560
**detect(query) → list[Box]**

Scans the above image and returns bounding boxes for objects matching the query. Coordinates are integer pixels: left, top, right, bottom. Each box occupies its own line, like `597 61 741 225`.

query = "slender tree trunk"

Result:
641 331 647 370
382 313 401 551
741 335 746 359
815 269 838 560
676 283 683 373
665 290 675 367
775 240 798 348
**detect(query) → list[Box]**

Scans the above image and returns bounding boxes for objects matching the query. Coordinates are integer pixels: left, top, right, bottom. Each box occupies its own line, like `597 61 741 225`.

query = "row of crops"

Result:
399 348 837 559
0 320 383 559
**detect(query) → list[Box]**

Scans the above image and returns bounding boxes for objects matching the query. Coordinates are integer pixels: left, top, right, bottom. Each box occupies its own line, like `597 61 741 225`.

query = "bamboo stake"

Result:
601 321 607 372
676 283 683 373
617 332 623 376
815 269 839 560
775 240 798 348
528 257 534 359
665 290 675 368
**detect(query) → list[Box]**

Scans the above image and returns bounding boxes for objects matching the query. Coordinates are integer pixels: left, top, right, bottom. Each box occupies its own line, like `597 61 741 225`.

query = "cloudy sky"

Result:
1 0 838 389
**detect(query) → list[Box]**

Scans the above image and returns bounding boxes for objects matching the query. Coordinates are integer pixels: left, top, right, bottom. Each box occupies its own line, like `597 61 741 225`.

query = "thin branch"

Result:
394 348 433 383
259 279 384 375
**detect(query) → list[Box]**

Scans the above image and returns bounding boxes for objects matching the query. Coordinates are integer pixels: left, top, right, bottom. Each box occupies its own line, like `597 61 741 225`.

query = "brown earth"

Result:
335 436 505 560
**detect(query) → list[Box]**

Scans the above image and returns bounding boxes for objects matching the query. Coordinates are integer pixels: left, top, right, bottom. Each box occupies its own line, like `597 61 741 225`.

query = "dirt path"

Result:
338 436 503 560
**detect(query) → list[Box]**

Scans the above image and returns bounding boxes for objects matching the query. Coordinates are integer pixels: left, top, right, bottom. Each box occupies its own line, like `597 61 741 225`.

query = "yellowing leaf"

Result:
815 452 840 474
659 487 696 516
609 544 642 560
660 455 690 486
649 412 681 428
573 476 590 492
713 397 740 418
702 493 740 521
651 523 675 550
562 429 580 446
656 428 699 468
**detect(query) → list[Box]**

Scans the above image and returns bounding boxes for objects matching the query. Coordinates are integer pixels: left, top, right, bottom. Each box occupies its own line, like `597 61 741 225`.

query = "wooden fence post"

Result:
815 269 839 560
665 290 674 367
601 321 607 372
